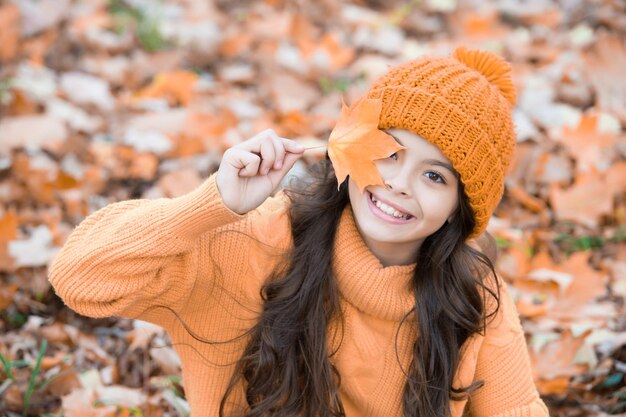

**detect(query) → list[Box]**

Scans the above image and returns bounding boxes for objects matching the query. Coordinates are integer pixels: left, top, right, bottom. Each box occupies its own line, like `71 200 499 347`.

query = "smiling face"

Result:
348 128 460 266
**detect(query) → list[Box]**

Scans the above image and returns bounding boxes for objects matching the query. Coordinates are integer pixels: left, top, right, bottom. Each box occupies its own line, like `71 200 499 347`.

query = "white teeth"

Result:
370 193 411 219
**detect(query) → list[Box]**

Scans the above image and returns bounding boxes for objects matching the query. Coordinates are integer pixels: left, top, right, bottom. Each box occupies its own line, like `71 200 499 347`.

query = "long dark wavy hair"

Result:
215 149 502 417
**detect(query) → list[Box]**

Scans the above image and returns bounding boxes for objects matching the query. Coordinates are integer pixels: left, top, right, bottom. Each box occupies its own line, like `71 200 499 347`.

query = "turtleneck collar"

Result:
332 203 417 321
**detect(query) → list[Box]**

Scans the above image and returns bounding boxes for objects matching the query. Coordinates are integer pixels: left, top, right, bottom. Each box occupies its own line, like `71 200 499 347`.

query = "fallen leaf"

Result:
548 251 612 322
182 109 239 153
549 168 615 228
0 208 19 242
0 114 68 154
159 169 203 198
269 72 319 113
59 72 115 112
46 367 82 397
452 8 510 40
94 385 147 409
8 224 57 268
0 283 18 309
557 113 616 172
327 97 405 193
150 346 181 375
583 34 626 123
219 32 254 59
507 183 546 213
507 249 560 316
127 320 164 351
133 70 199 106
298 32 355 70
530 328 592 388
61 388 117 417
19 0 70 37
0 3 20 62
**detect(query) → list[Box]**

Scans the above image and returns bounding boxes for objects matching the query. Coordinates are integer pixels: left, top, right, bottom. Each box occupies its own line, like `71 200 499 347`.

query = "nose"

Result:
384 176 411 196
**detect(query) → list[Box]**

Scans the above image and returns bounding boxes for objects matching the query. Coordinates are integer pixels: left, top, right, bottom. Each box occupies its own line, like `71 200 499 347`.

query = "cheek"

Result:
421 192 458 218
347 178 365 207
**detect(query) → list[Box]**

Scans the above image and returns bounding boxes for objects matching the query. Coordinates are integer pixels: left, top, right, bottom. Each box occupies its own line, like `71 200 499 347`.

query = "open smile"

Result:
366 191 415 224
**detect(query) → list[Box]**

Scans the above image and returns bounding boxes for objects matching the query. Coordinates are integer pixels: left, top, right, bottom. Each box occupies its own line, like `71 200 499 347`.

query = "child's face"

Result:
348 128 459 266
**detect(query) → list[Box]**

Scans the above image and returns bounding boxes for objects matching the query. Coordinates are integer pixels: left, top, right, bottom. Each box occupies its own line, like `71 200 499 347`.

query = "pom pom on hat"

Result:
452 46 517 106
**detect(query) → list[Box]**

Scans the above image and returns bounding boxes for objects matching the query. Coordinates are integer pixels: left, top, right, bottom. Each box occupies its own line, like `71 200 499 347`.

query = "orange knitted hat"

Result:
365 46 517 239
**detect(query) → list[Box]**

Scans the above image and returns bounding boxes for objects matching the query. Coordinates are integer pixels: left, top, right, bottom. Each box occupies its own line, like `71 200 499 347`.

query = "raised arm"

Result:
48 172 248 323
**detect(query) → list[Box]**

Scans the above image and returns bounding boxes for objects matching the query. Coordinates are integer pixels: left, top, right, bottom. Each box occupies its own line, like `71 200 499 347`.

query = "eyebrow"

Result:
388 133 458 177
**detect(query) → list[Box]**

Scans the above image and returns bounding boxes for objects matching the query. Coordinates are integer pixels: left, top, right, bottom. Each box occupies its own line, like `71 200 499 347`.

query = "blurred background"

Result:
0 0 625 415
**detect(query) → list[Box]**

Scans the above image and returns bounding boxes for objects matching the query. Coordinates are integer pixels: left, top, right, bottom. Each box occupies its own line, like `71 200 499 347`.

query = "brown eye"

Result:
389 152 398 160
425 171 446 184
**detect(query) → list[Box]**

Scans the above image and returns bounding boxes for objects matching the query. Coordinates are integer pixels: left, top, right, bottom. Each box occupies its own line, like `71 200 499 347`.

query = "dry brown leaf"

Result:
549 169 615 228
219 32 254 58
40 322 74 344
531 150 574 186
0 208 19 243
274 110 318 138
269 72 319 113
557 113 616 172
298 33 355 70
133 70 200 106
530 328 592 385
127 321 164 351
150 346 181 375
454 8 509 40
6 89 40 116
509 251 562 317
128 153 159 181
548 251 612 322
583 34 626 123
39 350 70 370
94 385 147 409
507 184 546 213
46 368 82 397
159 169 203 198
0 283 18 309
0 115 68 154
0 3 20 62
182 109 239 153
62 388 117 417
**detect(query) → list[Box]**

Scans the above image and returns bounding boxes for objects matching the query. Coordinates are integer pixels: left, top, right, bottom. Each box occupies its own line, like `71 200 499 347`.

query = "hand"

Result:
215 129 305 215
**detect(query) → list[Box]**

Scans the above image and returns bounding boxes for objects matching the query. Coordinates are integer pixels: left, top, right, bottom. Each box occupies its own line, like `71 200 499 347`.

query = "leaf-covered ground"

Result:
1 0 625 416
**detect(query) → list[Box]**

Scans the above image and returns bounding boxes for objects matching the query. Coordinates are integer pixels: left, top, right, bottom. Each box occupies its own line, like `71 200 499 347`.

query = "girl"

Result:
49 46 550 417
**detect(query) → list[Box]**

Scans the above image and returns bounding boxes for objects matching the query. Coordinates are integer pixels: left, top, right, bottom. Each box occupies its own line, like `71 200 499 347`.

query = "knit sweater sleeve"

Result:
47 171 249 322
467 276 551 417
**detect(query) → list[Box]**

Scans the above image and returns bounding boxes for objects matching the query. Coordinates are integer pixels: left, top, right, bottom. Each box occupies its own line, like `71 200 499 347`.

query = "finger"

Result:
271 136 286 170
227 148 261 177
281 149 303 171
239 128 275 153
259 137 276 175
279 149 303 175
282 138 305 154
267 149 303 183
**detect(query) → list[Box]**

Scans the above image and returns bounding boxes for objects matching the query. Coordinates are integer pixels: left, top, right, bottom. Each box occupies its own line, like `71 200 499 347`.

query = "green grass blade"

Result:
23 339 48 414
0 350 14 380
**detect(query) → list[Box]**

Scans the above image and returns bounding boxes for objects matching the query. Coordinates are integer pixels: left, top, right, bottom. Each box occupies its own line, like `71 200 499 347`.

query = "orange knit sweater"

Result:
48 171 550 417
